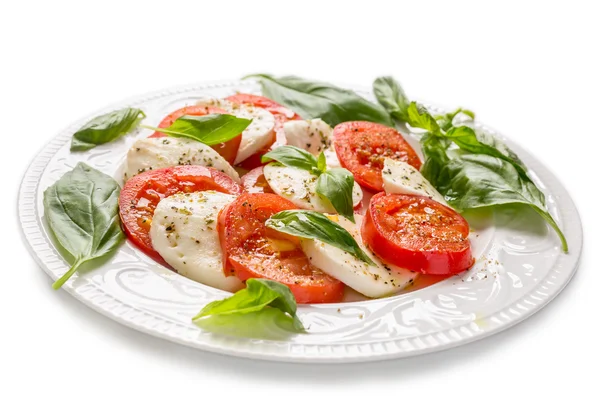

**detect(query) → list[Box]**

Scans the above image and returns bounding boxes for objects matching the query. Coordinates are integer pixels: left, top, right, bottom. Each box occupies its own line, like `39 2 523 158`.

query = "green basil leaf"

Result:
43 163 124 289
375 76 567 252
151 114 251 146
435 108 475 131
420 132 452 188
261 145 319 172
437 154 568 251
373 76 411 122
445 126 526 175
193 308 303 340
192 278 304 337
317 151 327 173
197 278 298 318
406 102 441 133
459 109 475 119
71 108 145 151
316 168 356 223
246 74 394 127
266 210 375 265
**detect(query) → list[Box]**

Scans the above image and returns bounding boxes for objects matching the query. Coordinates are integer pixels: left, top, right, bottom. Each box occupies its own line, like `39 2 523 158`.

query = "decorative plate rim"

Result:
18 79 583 363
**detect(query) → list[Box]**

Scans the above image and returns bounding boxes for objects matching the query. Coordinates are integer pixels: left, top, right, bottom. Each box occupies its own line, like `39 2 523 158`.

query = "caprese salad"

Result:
43 75 567 334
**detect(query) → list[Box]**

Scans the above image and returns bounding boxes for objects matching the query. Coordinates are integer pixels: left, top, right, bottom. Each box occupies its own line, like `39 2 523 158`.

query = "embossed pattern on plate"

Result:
18 80 583 362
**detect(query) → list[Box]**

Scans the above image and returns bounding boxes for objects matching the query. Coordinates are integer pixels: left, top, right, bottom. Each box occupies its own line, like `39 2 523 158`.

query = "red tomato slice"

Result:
362 193 473 275
333 121 422 192
240 166 273 194
226 94 302 170
119 165 242 263
149 105 242 164
218 193 344 303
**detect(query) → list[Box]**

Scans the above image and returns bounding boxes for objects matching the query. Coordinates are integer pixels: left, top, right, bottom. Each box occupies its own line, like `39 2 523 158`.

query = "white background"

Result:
1 1 597 399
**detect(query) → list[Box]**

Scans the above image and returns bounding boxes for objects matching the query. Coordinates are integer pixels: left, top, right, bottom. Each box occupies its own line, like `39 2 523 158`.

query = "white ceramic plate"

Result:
18 79 583 363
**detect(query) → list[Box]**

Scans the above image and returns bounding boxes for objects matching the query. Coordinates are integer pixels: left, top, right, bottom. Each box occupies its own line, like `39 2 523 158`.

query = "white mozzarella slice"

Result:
283 119 332 155
301 214 419 298
124 137 240 182
150 191 243 292
382 158 448 205
263 163 362 212
283 119 341 169
195 98 275 164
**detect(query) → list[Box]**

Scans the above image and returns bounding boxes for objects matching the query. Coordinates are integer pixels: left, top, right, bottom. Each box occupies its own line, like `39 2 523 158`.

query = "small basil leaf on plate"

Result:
261 145 319 172
437 153 568 252
43 163 124 289
266 210 375 265
245 74 394 127
316 168 356 222
150 114 251 146
193 308 303 340
71 108 145 151
192 278 304 337
445 126 527 175
373 76 411 122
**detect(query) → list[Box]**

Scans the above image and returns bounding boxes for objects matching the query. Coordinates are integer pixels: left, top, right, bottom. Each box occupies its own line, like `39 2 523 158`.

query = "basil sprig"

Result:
373 76 568 252
245 74 393 127
193 278 304 339
71 107 145 151
266 210 375 265
44 163 124 289
374 78 474 134
262 145 357 222
144 113 251 146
